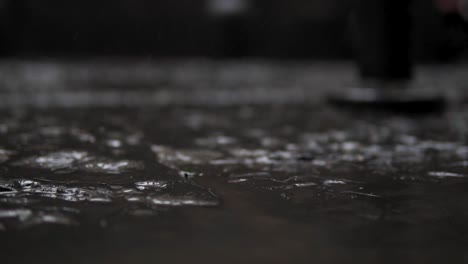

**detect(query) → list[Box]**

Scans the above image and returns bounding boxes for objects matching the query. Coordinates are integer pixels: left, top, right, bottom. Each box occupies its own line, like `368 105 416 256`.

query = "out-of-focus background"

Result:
3 2 468 264
0 0 466 61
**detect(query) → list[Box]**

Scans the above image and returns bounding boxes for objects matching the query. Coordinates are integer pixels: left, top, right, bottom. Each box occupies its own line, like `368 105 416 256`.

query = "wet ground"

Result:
1 60 468 263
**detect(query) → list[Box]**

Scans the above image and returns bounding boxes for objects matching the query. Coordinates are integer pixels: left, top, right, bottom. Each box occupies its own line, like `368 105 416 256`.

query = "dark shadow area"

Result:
0 0 465 61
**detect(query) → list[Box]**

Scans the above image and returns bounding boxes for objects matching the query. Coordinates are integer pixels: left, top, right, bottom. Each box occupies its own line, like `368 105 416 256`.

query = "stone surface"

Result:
1 60 468 263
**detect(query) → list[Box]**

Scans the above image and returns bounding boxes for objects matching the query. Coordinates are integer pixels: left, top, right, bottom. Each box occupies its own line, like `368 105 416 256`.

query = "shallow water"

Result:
1 61 468 263
0 105 467 263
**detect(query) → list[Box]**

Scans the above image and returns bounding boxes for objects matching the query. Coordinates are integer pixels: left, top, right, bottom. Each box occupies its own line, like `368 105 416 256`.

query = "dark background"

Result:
0 0 465 61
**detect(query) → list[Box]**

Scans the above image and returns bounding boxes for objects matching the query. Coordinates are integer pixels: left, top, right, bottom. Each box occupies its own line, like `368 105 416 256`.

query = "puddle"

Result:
1 105 468 233
1 62 468 263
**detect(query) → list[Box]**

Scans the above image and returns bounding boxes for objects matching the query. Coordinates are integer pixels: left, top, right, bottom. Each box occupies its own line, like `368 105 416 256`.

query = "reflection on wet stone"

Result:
1 105 468 233
0 149 14 163
13 151 145 174
1 62 468 263
0 111 227 230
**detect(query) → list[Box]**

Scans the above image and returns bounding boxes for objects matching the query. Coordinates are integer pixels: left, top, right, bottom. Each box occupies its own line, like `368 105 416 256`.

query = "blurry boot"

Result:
328 0 446 112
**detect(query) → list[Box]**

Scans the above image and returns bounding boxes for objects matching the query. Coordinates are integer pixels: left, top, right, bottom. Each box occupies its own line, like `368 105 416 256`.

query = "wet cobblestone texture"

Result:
1 60 468 263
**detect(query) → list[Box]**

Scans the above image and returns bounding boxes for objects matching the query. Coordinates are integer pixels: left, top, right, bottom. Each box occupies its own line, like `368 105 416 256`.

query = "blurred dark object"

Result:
0 0 466 60
328 0 448 112
327 85 447 114
0 0 24 55
436 12 468 60
208 0 252 57
350 0 412 81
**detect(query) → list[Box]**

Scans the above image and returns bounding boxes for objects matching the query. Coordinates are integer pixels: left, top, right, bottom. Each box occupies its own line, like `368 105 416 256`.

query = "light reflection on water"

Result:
0 105 467 231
